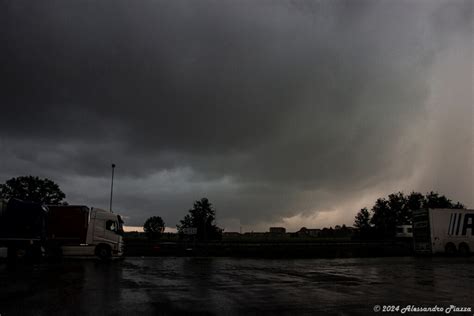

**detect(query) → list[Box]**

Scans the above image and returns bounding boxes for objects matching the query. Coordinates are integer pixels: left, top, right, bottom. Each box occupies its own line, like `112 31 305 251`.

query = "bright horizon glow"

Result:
123 226 177 233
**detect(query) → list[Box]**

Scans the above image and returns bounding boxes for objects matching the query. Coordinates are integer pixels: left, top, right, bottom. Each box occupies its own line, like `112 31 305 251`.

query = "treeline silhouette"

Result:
354 191 464 239
1 176 466 242
144 198 223 241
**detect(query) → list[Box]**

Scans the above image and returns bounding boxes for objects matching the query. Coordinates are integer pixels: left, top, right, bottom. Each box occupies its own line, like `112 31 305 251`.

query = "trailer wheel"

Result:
445 242 457 256
458 243 470 257
95 244 111 260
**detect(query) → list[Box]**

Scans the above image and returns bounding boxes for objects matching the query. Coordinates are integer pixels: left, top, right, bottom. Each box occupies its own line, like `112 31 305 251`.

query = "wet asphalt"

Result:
0 257 473 315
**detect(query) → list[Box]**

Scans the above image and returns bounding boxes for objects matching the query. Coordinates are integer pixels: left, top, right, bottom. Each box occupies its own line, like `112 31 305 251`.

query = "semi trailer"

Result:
413 208 474 255
0 198 124 260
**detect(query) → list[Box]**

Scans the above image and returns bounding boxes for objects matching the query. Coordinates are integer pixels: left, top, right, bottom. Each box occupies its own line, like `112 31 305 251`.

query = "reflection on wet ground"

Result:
0 257 473 315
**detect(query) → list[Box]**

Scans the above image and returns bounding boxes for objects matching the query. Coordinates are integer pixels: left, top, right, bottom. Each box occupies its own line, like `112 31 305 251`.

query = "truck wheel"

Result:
458 243 470 257
95 245 111 260
445 242 457 256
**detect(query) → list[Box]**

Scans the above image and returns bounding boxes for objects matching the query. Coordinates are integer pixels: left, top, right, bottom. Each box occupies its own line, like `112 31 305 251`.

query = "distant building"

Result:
223 232 241 237
244 232 267 237
269 227 286 234
298 227 321 237
319 225 355 238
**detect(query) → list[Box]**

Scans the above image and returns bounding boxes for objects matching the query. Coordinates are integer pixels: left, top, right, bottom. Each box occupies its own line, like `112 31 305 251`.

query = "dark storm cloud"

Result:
0 0 472 228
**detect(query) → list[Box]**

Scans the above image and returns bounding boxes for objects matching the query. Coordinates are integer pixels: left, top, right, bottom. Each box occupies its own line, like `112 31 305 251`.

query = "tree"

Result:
406 192 425 214
424 191 464 209
143 216 165 239
363 191 465 239
370 197 397 238
387 192 409 225
0 176 66 204
177 197 222 241
354 207 371 231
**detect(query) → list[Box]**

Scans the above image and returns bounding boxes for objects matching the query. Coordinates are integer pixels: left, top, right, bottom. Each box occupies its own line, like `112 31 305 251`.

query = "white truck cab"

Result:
89 207 124 258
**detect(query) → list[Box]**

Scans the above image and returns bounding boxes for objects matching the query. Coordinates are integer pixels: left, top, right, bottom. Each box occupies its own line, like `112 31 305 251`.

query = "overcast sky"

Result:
1 0 472 232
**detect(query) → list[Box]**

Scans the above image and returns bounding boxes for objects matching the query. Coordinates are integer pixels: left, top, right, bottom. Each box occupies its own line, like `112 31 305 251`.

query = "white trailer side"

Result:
413 208 474 255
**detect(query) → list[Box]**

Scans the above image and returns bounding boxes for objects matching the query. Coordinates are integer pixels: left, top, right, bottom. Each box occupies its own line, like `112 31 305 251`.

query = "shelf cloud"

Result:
1 0 472 231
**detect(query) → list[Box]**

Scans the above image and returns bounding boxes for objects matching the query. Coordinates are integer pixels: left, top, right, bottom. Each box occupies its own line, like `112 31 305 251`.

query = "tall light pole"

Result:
110 163 116 212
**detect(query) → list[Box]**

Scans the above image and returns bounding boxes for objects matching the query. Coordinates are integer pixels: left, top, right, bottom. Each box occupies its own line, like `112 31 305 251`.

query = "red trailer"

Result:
47 205 90 245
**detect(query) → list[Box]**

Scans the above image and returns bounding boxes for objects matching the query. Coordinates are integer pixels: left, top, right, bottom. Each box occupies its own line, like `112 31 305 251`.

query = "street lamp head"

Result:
112 163 116 168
